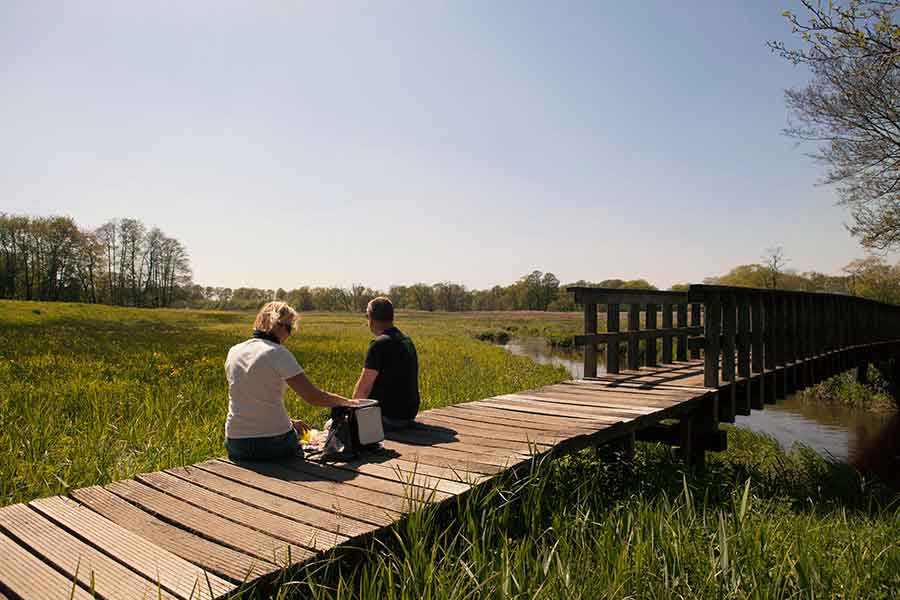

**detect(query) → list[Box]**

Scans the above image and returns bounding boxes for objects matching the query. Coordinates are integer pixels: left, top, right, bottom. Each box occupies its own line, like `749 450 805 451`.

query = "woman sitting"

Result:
224 301 356 460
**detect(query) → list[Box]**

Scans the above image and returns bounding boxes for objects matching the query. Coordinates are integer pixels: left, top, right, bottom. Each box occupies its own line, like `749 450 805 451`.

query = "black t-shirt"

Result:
365 326 420 420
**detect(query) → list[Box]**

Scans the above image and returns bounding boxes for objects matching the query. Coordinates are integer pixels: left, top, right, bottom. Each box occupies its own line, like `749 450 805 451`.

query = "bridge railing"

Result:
568 287 704 377
687 284 900 400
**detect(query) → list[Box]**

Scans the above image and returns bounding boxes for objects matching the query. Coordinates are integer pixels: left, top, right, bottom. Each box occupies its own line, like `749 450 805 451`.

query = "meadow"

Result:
2 300 898 599
0 300 569 506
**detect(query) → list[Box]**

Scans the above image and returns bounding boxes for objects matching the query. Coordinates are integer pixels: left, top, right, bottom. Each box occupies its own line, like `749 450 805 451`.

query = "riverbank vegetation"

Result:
796 365 899 412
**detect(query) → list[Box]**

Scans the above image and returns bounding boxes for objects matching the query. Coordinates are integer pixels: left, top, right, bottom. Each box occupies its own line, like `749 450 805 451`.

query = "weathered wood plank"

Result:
105 479 309 565
30 495 234 600
137 471 347 552
0 503 179 600
70 485 276 583
164 466 379 539
0 529 94 600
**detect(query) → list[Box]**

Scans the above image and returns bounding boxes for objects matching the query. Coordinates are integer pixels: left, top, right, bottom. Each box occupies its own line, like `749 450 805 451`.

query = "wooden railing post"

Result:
690 303 702 359
646 302 658 367
763 293 777 403
583 301 597 378
704 291 721 389
750 292 765 409
720 292 736 422
607 303 620 374
676 303 688 361
628 303 640 371
736 292 751 414
662 303 673 364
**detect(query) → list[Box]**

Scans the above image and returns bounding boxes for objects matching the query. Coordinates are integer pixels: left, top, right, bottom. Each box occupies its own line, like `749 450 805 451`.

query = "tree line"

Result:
0 214 191 307
184 272 658 313
699 253 900 305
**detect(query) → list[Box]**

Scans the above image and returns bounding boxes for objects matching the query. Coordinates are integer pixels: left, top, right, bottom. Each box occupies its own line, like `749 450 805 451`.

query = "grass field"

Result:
2 300 898 599
0 300 569 506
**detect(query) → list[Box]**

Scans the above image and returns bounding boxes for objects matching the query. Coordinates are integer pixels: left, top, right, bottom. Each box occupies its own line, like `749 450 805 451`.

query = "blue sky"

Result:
1 1 890 291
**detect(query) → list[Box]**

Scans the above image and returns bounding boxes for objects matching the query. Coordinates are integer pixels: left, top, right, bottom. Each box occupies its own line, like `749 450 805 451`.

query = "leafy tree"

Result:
771 1 900 249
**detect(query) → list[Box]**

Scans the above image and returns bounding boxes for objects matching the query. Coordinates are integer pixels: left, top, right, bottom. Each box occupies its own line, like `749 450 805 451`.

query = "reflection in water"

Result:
503 338 603 380
734 395 894 462
501 338 895 462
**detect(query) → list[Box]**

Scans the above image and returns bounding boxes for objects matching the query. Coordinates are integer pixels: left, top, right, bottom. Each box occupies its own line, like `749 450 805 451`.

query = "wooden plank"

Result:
432 405 601 434
191 460 402 525
390 422 551 452
498 393 665 415
70 485 276 583
628 303 641 370
30 495 234 600
477 398 627 422
583 301 598 378
379 439 509 474
326 460 471 497
417 413 568 445
165 466 379 540
607 302 620 374
443 404 609 433
279 458 453 503
137 471 346 552
764 294 777 404
0 503 179 600
512 388 684 409
0 529 94 600
735 292 752 415
217 458 429 509
105 479 309 565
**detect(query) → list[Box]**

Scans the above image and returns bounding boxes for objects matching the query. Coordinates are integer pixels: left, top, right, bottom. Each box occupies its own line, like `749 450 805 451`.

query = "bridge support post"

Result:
857 360 868 385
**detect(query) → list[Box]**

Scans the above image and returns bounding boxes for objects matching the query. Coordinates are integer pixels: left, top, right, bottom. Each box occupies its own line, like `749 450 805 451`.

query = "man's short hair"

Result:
367 297 394 322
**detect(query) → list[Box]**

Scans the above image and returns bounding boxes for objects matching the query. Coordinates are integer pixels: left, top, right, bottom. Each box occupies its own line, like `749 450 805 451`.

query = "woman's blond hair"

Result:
253 301 297 334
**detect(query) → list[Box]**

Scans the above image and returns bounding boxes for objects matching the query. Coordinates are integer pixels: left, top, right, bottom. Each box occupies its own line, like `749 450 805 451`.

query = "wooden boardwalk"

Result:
0 361 723 599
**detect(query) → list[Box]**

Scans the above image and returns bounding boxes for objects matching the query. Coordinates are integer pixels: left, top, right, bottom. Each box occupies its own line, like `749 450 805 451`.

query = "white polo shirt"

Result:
224 338 304 439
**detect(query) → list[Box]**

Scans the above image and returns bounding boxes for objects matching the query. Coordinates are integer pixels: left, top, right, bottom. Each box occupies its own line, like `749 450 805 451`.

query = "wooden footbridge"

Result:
2 285 899 599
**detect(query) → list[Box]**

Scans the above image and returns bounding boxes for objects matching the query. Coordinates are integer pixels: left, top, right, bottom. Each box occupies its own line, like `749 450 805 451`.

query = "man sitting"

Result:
351 296 420 430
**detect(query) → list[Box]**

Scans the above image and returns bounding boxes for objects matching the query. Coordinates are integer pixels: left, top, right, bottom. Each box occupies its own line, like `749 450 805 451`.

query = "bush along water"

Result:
796 363 898 412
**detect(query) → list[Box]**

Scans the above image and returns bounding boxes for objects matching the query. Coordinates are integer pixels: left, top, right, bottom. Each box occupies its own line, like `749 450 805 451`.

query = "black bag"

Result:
318 404 384 461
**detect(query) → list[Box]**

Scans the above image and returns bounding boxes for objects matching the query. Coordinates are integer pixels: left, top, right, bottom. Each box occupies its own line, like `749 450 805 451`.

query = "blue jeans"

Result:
225 429 301 461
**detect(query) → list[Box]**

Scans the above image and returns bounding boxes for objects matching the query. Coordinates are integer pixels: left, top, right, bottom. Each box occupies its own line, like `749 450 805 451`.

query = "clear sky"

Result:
2 1 892 291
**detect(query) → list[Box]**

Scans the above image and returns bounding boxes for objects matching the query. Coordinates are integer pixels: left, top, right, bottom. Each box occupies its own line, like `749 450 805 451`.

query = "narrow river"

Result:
502 339 895 462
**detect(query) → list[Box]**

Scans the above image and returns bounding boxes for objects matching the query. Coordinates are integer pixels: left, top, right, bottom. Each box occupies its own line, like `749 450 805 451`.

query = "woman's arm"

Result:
286 373 356 408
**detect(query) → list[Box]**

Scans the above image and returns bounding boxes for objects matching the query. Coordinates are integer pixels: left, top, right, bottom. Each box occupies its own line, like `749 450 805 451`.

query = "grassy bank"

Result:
0 301 569 506
265 427 900 599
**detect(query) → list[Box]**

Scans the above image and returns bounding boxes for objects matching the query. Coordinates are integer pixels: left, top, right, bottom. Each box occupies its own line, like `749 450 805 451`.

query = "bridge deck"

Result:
0 359 740 599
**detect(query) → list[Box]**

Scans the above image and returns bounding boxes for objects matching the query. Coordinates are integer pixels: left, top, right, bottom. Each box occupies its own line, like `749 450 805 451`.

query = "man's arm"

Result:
353 368 379 399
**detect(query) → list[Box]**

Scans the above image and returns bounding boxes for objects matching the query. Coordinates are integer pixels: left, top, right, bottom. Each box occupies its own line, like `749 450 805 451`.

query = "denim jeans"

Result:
225 429 301 461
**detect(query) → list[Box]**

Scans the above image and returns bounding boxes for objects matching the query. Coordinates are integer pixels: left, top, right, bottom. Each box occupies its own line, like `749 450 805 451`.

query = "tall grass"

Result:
262 428 900 599
0 300 568 505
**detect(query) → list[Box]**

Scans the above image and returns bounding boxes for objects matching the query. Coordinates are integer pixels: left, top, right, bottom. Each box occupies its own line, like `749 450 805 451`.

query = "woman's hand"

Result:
292 419 311 435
